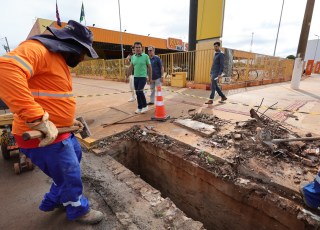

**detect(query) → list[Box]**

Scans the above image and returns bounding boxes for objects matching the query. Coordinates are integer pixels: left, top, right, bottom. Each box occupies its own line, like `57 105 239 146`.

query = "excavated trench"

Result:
101 129 316 230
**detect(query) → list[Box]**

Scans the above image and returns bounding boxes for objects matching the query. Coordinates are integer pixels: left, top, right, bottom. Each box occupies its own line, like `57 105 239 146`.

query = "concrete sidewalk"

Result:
74 74 320 140
199 74 320 135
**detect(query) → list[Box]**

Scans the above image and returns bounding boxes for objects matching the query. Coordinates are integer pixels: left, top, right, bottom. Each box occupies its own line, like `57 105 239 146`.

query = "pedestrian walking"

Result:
147 46 164 105
127 42 152 114
0 20 103 224
205 41 227 104
125 46 136 102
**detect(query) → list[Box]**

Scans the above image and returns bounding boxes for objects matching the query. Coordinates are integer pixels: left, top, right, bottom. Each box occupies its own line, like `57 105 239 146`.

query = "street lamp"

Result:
273 0 285 56
250 32 254 52
313 34 319 61
117 0 124 60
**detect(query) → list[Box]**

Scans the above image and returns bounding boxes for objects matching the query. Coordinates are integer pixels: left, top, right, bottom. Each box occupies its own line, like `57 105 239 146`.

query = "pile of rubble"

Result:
191 110 320 169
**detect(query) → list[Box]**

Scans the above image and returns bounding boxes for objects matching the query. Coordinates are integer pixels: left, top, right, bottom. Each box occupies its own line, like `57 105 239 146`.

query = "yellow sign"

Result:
167 37 183 50
196 0 225 40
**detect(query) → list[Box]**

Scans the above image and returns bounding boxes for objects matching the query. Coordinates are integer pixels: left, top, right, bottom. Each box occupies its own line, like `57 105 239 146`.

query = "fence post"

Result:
245 56 249 81
119 59 122 81
102 59 106 78
170 53 174 75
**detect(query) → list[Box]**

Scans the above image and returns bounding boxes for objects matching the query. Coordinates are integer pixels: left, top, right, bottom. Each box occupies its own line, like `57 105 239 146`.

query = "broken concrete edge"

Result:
174 119 216 137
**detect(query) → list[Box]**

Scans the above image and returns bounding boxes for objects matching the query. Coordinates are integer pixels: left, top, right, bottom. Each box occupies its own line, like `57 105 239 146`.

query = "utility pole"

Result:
291 0 315 89
117 0 124 60
296 0 315 59
188 0 198 51
250 32 254 52
273 0 284 56
313 34 319 61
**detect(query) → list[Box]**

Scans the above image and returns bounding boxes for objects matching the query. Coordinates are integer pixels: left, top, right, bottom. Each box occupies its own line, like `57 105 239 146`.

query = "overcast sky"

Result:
0 0 319 58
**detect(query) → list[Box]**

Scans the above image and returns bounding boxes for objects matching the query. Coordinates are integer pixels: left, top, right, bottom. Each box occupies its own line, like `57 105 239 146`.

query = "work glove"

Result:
26 111 58 147
73 119 84 134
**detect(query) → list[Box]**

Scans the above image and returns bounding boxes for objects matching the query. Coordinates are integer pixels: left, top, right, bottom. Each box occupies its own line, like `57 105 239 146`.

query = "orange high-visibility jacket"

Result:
0 40 75 136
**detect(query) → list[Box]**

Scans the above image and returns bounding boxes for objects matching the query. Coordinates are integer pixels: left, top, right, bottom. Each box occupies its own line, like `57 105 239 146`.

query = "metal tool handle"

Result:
22 126 80 141
272 136 320 143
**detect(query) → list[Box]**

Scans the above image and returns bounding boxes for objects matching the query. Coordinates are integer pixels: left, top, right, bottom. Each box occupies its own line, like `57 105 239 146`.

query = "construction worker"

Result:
0 20 103 224
300 176 320 210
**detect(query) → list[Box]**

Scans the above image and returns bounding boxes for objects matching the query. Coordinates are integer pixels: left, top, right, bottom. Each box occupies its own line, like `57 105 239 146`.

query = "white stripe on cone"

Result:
156 101 164 106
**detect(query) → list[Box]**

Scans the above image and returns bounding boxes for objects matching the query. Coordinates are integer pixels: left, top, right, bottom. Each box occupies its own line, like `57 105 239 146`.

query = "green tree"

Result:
286 55 295 60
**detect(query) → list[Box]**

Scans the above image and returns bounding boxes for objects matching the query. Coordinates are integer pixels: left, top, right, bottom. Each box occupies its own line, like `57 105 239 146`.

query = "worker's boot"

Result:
76 209 104 224
205 99 213 104
300 179 320 210
220 96 227 102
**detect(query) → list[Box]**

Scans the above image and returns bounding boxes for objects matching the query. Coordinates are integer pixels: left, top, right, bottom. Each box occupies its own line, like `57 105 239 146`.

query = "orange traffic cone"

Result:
151 85 170 121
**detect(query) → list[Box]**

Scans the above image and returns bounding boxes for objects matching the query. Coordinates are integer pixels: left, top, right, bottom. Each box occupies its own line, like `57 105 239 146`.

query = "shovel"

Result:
256 127 320 151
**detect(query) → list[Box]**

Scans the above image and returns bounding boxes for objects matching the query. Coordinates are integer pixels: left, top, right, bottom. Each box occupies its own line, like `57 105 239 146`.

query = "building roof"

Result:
28 18 168 49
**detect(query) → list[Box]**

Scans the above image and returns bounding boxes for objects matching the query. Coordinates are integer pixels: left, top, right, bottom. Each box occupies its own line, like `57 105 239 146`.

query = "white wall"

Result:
305 39 320 62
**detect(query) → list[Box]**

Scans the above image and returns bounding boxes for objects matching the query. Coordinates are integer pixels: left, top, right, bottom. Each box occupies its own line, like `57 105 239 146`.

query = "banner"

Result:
196 0 225 40
305 60 314 75
167 38 183 50
80 2 85 24
314 61 320 74
56 0 62 27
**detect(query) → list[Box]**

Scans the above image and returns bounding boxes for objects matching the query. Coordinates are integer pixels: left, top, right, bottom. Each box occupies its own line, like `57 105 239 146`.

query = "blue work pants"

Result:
20 134 89 220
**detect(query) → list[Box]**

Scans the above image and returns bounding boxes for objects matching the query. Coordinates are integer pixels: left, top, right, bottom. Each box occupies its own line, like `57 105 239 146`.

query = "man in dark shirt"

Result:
205 41 227 104
147 46 164 105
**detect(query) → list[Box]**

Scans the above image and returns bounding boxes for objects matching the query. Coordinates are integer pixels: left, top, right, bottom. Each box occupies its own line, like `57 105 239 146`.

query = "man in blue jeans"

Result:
147 46 164 105
128 42 152 114
205 41 227 104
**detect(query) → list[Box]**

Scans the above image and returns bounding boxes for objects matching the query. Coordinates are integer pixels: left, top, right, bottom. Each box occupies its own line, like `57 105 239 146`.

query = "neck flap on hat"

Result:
28 34 83 55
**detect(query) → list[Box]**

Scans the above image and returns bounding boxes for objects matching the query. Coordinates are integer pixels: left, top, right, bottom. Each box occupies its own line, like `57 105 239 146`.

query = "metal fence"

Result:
71 48 294 85
159 48 294 84
72 58 126 81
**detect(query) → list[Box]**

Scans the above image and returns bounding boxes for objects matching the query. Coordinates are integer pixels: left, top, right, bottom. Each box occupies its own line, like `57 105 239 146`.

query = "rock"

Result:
294 178 301 184
116 212 132 226
304 148 320 155
233 133 242 140
227 139 234 145
91 148 105 155
306 133 312 137
241 145 250 151
302 158 315 167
